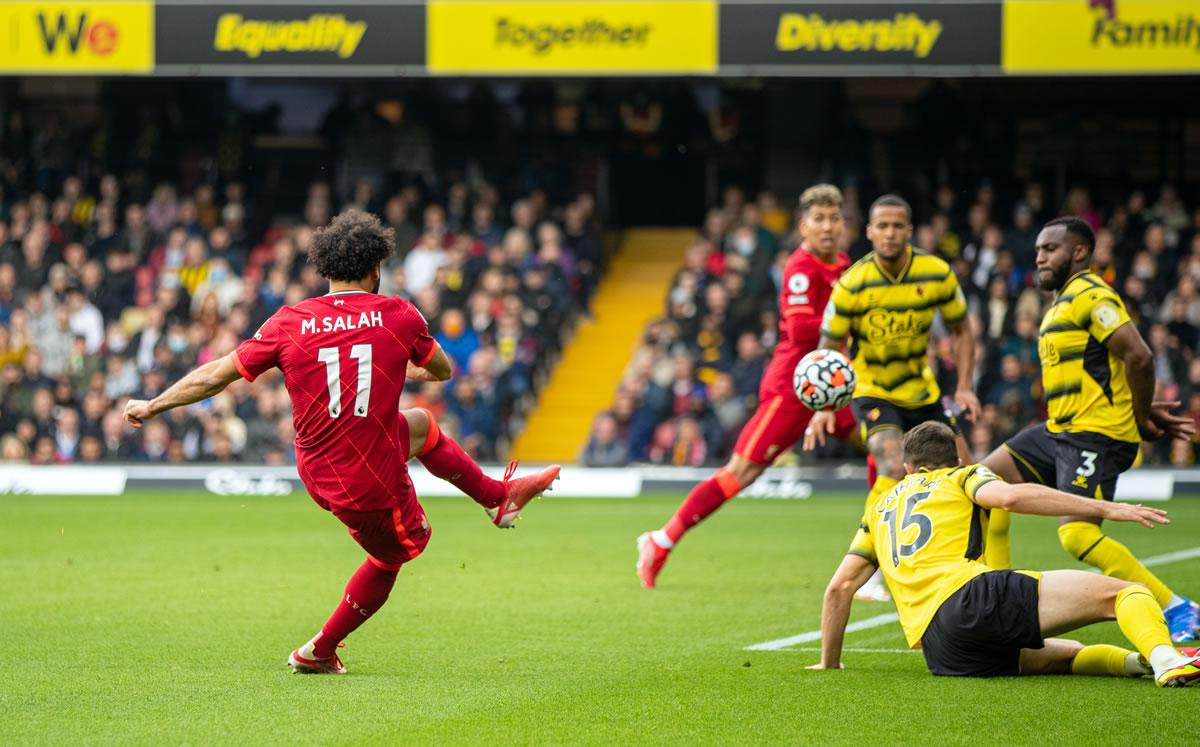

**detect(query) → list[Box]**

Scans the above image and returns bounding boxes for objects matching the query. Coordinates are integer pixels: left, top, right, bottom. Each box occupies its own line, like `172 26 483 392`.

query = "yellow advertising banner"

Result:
0 2 153 73
428 1 717 74
1004 0 1200 73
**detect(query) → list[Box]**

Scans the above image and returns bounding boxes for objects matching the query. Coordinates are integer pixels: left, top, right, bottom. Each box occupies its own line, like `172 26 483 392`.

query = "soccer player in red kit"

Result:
124 209 560 674
636 184 859 588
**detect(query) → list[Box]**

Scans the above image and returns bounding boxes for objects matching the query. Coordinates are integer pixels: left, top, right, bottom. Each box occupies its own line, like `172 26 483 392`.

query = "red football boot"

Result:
488 462 560 528
288 639 347 675
636 532 671 589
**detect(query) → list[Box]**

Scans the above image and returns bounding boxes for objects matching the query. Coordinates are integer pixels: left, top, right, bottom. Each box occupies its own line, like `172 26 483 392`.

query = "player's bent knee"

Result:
726 460 763 488
981 447 1023 483
1057 521 1104 560
1020 639 1083 675
1109 579 1148 606
876 453 905 479
405 407 442 457
402 407 429 436
867 432 905 478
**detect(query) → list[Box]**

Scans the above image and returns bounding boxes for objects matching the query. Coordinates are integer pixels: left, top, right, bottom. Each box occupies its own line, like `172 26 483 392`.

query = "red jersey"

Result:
759 243 850 399
232 290 436 511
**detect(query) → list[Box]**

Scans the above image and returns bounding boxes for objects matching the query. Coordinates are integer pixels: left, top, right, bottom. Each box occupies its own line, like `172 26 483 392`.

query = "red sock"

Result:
313 559 399 658
415 411 504 509
663 468 742 544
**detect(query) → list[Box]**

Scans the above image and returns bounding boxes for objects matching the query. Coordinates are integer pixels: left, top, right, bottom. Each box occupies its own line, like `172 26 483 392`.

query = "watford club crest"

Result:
868 408 881 422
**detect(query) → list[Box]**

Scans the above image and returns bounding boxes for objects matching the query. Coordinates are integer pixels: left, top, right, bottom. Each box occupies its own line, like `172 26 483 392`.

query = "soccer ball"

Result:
793 350 856 412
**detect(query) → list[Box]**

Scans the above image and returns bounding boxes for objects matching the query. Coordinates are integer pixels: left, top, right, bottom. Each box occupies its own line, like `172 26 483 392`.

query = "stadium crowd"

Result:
583 183 1200 469
0 123 603 465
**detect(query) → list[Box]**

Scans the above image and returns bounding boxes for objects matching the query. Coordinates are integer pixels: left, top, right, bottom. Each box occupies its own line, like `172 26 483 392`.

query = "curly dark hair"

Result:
308 209 395 281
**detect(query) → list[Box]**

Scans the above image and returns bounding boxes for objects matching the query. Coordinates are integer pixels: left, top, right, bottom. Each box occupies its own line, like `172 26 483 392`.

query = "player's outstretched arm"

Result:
808 553 877 670
124 353 243 428
973 481 1169 528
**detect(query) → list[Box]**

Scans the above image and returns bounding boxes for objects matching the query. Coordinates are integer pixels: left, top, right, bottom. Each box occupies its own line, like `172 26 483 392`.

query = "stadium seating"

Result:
0 109 604 465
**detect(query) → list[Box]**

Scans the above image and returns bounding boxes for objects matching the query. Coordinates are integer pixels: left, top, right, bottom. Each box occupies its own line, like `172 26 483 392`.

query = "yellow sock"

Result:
985 508 1011 569
865 475 898 513
1071 644 1137 677
1057 521 1174 607
1114 586 1174 660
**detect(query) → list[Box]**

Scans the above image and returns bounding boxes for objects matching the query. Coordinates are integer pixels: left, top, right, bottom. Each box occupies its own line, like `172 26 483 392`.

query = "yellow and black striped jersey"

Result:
1039 270 1138 443
849 464 1000 647
820 248 967 408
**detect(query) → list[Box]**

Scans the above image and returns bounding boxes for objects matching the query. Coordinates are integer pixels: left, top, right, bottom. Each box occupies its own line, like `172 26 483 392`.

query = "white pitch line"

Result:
787 647 920 655
744 545 1200 652
1142 546 1200 568
744 613 899 651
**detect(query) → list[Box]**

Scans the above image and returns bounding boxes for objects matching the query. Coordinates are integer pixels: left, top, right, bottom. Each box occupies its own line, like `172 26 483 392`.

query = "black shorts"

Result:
921 570 1043 677
851 396 961 442
1002 425 1139 500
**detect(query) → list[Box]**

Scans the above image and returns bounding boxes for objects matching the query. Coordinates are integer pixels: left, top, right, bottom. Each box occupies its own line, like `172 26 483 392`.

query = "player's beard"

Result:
369 274 381 294
1037 263 1071 292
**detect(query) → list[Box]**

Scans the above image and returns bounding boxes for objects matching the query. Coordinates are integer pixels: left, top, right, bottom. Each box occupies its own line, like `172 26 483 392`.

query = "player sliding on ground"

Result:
805 194 980 603
637 185 861 588
124 209 560 675
979 216 1200 643
810 421 1200 686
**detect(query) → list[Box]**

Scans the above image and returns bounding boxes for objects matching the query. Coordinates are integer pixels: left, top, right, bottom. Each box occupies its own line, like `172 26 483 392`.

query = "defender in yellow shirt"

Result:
812 422 1199 686
979 217 1200 643
806 194 980 603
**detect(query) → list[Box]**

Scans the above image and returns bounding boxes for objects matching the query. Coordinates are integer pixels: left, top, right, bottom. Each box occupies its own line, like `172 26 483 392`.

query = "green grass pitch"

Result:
2 489 1197 744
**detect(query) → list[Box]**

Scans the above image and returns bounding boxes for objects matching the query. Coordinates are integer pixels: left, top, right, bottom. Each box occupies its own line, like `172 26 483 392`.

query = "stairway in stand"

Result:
511 228 691 463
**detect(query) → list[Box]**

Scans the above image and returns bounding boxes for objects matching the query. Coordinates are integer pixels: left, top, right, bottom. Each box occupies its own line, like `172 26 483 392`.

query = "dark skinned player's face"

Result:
799 205 844 258
866 205 912 261
1034 226 1087 292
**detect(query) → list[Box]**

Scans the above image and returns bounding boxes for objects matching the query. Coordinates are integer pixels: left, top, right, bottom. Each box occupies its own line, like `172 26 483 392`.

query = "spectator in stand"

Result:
648 416 707 467
54 406 82 462
435 308 479 371
1065 186 1103 231
580 412 630 467
404 232 448 296
707 372 747 455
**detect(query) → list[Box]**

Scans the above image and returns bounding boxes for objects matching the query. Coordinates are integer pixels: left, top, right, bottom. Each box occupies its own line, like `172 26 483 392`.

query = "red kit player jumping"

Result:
124 209 560 674
637 184 860 588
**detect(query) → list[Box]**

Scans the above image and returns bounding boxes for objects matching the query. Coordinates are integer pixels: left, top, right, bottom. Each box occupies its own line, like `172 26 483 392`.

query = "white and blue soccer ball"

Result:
793 350 856 412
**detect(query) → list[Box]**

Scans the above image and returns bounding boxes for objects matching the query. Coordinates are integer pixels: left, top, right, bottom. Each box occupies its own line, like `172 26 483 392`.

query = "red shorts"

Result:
331 498 432 571
734 393 857 466
312 411 431 570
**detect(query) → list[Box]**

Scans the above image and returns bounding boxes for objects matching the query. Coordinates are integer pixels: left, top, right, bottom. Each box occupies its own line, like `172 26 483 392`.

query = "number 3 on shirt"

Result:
317 344 372 418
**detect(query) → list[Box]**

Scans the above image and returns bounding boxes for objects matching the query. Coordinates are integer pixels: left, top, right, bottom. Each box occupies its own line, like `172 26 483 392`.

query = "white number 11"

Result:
317 344 373 418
